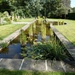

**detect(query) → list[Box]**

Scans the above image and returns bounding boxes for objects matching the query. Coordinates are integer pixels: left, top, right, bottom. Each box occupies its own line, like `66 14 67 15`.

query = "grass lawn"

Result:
17 18 35 22
0 69 75 75
0 24 25 40
48 18 75 46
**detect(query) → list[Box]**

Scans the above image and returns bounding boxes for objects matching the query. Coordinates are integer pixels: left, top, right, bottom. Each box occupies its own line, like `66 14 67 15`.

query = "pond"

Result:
0 21 51 59
0 20 71 61
0 43 22 58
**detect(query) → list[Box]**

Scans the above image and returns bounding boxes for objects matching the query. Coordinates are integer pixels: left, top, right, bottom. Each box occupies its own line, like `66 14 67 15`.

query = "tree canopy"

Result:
0 0 71 18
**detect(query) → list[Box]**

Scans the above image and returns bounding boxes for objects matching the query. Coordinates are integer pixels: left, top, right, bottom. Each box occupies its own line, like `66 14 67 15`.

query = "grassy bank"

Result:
0 24 25 40
48 19 75 46
0 69 75 75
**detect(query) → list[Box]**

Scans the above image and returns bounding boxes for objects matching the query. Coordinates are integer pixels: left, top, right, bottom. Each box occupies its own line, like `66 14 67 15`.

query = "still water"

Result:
0 23 51 59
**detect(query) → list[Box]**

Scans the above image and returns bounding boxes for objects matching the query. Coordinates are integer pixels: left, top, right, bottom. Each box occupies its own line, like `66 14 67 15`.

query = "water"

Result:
0 23 51 59
0 43 22 59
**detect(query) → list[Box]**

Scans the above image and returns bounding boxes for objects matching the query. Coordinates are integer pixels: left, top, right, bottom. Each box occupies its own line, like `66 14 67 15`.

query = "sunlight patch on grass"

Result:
17 18 35 22
49 19 75 46
0 24 25 40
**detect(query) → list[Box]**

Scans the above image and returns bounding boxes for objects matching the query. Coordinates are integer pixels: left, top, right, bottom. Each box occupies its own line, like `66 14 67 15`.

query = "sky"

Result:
71 0 75 7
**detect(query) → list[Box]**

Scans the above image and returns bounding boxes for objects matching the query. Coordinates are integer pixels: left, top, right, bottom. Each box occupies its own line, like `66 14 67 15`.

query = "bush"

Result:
4 17 11 24
3 11 9 17
67 13 75 20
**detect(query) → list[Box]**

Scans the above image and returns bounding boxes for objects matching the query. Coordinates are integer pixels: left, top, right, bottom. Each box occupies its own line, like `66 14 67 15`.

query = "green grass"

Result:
48 19 75 46
47 18 75 26
17 18 35 22
0 24 25 40
0 69 75 75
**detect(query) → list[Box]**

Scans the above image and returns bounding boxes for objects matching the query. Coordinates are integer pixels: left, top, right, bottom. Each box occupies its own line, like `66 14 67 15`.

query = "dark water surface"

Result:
0 24 50 59
0 43 22 59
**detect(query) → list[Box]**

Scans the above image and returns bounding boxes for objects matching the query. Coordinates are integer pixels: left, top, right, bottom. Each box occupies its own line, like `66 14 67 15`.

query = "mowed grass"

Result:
48 18 75 46
0 24 25 40
0 18 35 40
17 18 35 22
0 69 75 75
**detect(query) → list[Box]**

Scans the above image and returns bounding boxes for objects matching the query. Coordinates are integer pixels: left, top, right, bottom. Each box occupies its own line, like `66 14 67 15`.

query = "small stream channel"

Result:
0 22 51 59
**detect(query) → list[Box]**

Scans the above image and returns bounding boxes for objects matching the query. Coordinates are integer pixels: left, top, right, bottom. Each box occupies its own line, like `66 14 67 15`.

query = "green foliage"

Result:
67 13 75 20
0 69 75 75
0 24 25 40
29 25 33 36
0 43 8 48
55 19 75 46
0 0 13 13
0 12 3 17
72 7 75 13
20 30 26 45
3 11 9 17
41 23 46 40
21 37 67 60
4 18 11 24
0 0 71 18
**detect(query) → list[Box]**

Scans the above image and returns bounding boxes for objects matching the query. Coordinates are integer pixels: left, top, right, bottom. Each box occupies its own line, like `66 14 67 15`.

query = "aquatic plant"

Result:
20 30 26 46
21 37 67 60
29 25 33 37
41 23 46 40
33 23 36 34
0 43 8 49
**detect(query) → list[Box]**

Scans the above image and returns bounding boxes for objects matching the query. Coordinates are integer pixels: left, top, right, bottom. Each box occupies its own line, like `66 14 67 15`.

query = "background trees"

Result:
0 0 71 18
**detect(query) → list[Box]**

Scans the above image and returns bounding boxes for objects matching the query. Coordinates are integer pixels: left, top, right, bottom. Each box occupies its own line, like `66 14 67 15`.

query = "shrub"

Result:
67 13 75 20
4 18 11 24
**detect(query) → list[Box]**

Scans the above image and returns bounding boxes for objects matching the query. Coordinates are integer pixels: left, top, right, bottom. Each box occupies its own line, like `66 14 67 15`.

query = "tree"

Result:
56 0 71 18
0 0 13 14
41 0 61 18
0 0 71 18
56 3 69 18
72 7 75 13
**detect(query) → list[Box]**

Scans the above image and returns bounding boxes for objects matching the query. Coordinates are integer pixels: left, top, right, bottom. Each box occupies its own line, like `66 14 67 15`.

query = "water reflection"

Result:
0 23 51 59
0 43 22 59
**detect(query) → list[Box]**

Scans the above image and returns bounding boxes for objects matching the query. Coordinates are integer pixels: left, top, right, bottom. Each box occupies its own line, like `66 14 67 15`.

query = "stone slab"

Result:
22 59 45 71
0 59 22 70
61 61 75 72
47 60 64 72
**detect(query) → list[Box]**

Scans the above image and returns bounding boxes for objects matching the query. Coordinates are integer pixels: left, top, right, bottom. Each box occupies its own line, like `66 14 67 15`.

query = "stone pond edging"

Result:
50 23 75 60
0 19 37 51
0 59 75 72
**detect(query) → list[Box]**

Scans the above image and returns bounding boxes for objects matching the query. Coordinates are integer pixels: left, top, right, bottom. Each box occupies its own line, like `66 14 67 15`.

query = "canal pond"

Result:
0 20 72 61
0 20 51 59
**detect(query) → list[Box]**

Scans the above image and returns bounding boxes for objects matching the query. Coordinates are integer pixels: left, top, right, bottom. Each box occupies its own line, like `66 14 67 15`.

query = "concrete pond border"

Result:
0 59 75 72
0 19 37 51
0 19 75 71
50 22 75 60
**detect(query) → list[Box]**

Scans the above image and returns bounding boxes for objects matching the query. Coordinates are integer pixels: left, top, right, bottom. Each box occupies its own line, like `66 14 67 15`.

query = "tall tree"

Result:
0 0 11 13
41 0 61 17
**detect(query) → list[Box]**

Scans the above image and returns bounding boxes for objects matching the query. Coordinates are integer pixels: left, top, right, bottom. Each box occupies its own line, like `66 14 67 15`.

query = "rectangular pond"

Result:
0 20 51 59
0 20 72 61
